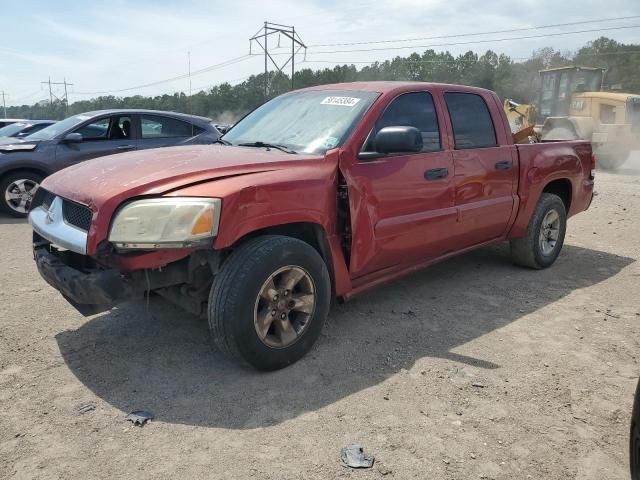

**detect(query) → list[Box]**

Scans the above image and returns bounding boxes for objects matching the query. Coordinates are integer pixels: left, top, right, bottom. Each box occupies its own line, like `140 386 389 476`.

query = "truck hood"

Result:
42 144 324 208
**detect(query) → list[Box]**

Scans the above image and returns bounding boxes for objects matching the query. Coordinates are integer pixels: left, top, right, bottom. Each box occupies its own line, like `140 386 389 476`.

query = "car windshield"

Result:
222 90 379 154
25 114 96 141
0 123 28 137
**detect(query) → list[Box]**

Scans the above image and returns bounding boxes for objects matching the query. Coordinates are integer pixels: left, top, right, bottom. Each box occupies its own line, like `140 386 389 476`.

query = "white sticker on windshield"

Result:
321 96 361 107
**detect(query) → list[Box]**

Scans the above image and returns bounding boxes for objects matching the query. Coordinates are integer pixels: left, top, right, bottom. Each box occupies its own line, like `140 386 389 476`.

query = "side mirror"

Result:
374 126 423 154
63 132 83 143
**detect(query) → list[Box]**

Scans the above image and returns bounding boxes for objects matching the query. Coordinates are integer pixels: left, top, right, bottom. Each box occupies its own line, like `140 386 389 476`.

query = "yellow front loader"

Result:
511 66 640 170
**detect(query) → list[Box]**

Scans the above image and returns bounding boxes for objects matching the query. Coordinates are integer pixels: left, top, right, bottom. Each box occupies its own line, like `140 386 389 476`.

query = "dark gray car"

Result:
0 109 220 217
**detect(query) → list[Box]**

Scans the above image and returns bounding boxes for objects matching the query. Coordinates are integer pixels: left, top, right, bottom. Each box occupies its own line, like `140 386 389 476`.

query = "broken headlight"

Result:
109 198 221 249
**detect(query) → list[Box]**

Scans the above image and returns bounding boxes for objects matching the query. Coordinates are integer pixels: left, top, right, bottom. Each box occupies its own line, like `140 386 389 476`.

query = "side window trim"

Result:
360 90 443 159
444 91 499 150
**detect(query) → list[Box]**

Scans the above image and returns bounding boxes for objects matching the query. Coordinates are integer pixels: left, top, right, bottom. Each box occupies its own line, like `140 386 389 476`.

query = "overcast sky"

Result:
2 0 639 106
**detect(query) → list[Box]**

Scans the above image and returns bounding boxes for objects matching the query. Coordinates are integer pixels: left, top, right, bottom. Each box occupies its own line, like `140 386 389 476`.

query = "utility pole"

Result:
40 77 73 115
250 22 306 99
1 91 7 118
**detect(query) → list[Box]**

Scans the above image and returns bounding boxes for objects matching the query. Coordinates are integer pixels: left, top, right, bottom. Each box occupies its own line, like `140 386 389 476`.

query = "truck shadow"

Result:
55 244 633 429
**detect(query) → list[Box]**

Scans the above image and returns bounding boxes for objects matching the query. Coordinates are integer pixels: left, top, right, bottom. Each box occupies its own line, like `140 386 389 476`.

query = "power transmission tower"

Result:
250 22 306 99
1 91 7 118
40 77 73 115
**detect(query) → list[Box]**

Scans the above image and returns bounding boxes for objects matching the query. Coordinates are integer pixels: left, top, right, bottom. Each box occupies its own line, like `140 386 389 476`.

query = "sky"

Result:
2 0 640 106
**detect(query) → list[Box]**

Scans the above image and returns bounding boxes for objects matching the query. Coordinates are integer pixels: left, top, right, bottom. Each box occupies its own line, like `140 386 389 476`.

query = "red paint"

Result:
40 82 593 299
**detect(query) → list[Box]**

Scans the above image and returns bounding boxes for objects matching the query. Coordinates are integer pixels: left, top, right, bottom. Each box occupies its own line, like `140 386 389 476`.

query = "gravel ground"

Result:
1 155 639 479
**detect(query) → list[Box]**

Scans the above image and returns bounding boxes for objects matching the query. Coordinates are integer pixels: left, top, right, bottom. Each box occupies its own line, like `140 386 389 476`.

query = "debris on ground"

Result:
341 445 374 468
78 403 96 414
125 410 153 427
471 382 486 388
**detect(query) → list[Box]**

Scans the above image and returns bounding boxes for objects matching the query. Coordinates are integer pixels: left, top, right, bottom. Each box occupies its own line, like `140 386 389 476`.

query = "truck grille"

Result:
62 201 93 231
31 188 93 232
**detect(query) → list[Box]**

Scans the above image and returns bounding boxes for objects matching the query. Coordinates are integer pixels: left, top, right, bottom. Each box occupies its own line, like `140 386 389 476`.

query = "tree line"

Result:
6 36 640 123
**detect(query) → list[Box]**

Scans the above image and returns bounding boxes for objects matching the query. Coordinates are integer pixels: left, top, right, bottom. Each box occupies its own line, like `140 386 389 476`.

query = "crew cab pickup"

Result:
29 82 595 370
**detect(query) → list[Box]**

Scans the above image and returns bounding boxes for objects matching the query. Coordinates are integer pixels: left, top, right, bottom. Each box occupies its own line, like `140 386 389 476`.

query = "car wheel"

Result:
510 193 567 269
0 171 44 218
208 235 331 371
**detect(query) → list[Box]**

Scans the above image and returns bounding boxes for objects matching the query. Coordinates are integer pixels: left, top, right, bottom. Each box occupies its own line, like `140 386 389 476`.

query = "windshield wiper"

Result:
237 141 297 154
214 138 232 146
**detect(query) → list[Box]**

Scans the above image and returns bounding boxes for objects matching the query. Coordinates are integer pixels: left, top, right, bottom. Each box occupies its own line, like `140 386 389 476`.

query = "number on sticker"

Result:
321 97 361 107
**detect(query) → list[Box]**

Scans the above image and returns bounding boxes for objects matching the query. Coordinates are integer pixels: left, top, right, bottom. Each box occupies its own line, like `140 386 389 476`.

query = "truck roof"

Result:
295 81 497 96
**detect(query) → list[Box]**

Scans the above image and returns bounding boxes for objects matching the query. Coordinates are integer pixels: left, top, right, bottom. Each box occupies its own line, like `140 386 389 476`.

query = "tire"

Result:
0 171 44 218
208 235 331 371
510 193 567 269
631 379 640 480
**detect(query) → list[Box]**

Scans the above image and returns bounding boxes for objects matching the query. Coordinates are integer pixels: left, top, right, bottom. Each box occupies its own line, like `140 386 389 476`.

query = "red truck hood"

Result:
42 144 323 208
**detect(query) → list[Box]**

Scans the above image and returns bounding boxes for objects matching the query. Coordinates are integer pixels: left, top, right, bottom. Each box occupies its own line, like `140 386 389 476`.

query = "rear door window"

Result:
140 115 196 138
444 92 497 149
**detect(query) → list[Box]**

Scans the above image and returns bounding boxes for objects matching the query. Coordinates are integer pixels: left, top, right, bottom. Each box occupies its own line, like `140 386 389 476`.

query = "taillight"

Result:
590 153 596 179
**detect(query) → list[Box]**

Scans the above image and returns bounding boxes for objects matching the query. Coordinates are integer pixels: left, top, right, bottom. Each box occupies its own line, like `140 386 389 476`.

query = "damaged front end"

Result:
33 234 218 316
33 236 138 315
29 187 222 317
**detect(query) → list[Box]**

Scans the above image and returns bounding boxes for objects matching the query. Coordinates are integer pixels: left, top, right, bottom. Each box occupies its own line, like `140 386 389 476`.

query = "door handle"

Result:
495 161 512 170
117 145 135 150
424 168 449 180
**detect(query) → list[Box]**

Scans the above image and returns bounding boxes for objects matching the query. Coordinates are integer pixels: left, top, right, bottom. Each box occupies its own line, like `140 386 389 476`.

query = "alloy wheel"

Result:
4 179 39 214
253 265 316 348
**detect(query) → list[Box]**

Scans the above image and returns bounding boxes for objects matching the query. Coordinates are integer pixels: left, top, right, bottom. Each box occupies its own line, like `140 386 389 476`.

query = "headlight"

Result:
109 198 221 249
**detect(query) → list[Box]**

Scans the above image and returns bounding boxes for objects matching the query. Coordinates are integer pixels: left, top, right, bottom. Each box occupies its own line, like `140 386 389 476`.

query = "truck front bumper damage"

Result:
34 245 137 315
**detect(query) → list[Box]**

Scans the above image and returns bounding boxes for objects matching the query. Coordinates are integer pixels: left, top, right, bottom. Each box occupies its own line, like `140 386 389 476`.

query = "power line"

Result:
74 55 253 95
308 25 640 55
7 89 45 105
250 21 306 98
40 77 73 114
301 49 640 66
308 15 640 48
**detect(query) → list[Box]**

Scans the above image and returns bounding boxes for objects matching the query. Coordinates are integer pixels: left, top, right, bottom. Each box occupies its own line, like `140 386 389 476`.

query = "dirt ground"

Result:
1 156 639 480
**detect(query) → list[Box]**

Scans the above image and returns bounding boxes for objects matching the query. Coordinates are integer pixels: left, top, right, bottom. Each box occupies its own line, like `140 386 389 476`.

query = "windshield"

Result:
25 114 96 141
223 90 379 154
0 123 28 137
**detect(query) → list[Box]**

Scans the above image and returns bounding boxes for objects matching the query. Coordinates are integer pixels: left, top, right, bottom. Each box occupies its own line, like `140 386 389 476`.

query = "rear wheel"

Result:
208 235 331 370
0 171 43 218
510 193 567 269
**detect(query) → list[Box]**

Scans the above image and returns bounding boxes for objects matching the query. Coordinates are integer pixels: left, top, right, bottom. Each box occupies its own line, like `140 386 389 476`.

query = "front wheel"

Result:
208 235 331 371
510 193 567 269
0 171 43 218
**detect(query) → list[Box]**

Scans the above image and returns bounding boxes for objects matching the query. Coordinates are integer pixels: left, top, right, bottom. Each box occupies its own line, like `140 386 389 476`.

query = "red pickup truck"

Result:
29 82 595 370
